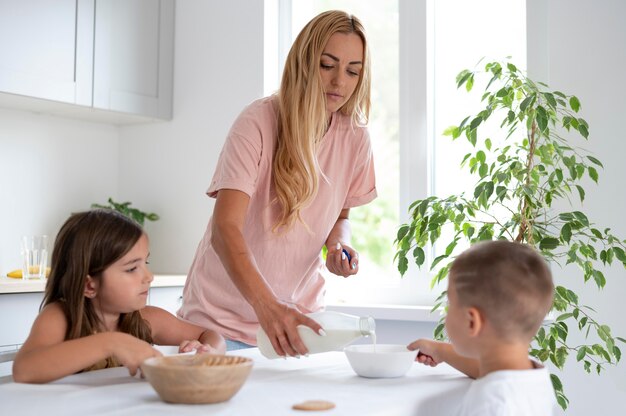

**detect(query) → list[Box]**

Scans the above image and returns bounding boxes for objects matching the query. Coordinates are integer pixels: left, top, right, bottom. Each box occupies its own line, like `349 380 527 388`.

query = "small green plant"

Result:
91 197 159 227
394 59 626 409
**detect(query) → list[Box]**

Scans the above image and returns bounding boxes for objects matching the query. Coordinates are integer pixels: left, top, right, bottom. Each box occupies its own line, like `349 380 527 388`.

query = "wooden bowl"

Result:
141 354 253 404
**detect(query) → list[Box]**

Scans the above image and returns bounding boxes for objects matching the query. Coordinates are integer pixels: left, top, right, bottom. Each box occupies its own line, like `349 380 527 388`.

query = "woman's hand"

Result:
326 242 359 277
254 300 323 358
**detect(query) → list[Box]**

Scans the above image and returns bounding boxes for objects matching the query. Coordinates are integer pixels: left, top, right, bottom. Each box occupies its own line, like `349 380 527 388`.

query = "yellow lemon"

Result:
6 267 51 279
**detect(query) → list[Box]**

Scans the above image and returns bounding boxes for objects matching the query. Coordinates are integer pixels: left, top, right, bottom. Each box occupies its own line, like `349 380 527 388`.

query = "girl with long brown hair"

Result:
13 209 225 383
179 10 376 357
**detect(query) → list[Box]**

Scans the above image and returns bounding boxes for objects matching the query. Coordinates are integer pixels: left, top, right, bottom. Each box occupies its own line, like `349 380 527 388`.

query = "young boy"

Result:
409 240 556 415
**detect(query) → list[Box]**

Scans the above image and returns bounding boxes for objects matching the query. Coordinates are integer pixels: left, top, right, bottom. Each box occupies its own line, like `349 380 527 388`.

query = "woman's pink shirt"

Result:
178 97 377 344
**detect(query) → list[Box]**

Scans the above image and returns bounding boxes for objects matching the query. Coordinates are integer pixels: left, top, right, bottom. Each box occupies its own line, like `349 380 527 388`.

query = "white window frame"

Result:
264 0 534 318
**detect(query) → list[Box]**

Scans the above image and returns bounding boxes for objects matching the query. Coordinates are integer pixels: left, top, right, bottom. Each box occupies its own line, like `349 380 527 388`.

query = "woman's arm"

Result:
140 306 226 354
211 189 322 357
324 208 359 276
13 303 160 383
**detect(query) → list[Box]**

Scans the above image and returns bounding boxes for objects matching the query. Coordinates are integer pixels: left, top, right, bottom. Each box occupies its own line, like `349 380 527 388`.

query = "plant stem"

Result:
516 119 538 243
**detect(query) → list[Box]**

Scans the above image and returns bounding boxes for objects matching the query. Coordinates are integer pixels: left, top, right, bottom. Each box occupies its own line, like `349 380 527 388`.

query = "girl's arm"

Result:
13 303 161 383
210 189 322 358
140 306 226 354
324 208 359 276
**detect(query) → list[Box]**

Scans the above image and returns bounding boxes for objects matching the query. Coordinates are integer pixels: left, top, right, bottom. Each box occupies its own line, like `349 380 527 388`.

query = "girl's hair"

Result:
274 10 371 230
450 240 554 341
43 209 153 351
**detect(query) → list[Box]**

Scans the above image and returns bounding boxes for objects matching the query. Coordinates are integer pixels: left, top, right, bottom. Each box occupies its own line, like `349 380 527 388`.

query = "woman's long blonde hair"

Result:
274 10 371 230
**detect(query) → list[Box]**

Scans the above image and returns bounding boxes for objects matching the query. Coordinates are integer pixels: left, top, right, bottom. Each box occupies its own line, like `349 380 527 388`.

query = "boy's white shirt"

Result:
457 359 557 416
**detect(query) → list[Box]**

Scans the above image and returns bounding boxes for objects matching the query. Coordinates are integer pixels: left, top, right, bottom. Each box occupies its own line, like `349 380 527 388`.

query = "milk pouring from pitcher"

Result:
257 311 376 359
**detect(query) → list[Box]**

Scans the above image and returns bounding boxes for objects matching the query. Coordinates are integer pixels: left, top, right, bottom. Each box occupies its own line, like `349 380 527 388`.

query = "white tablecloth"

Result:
0 348 471 415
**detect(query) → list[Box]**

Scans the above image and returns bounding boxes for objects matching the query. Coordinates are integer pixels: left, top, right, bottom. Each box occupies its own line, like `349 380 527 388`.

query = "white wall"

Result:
117 0 264 274
536 0 626 414
0 108 118 273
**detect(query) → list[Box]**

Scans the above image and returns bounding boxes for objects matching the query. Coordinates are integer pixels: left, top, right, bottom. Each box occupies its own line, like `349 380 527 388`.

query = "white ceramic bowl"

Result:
344 344 418 378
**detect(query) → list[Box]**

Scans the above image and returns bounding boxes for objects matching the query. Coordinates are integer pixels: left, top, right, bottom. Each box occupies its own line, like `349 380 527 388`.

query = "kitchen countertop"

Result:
0 274 187 294
0 348 471 415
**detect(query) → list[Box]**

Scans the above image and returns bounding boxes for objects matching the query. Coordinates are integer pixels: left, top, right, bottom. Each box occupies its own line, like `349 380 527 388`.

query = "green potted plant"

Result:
394 60 626 409
91 197 159 227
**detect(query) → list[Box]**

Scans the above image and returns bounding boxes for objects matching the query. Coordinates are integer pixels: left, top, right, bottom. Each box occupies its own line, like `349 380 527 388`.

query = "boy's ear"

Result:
466 307 484 337
84 275 98 299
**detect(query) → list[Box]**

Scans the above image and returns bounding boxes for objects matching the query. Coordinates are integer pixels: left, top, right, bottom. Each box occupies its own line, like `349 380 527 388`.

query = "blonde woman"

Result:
179 10 376 357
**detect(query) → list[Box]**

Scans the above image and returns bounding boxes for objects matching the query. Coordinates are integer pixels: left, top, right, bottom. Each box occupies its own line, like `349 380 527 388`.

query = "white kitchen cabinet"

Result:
93 0 174 119
0 0 174 121
0 0 93 106
0 287 183 350
0 292 43 351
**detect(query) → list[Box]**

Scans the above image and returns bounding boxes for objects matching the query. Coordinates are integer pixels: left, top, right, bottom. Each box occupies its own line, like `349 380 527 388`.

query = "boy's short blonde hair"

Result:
450 240 554 341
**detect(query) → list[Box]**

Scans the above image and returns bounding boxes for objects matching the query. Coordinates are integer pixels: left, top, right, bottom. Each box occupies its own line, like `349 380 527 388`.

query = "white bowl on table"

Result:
344 344 418 378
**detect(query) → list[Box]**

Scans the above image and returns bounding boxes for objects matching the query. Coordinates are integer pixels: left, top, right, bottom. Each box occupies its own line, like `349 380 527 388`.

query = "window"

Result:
266 0 526 306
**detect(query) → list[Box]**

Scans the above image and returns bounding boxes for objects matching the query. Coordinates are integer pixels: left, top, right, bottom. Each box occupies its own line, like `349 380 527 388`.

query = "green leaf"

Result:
598 325 612 342
575 185 585 203
560 223 572 243
536 106 548 131
578 123 589 139
556 394 569 411
445 240 458 256
556 313 574 321
570 95 581 112
566 289 579 304
586 156 604 167
507 110 515 123
397 225 410 241
468 128 477 146
478 163 488 178
592 270 606 288
588 166 599 183
550 373 563 391
430 254 448 271
556 346 568 368
613 247 626 263
463 224 475 239
456 70 472 89
413 246 425 266
520 95 534 112
466 74 474 92
398 256 408 276
573 211 589 226
443 125 460 138
576 346 587 362
433 322 445 340
539 237 560 251
470 116 483 130
544 92 557 108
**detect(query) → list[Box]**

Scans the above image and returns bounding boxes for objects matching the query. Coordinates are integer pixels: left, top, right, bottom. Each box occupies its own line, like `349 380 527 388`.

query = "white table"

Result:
0 348 471 415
